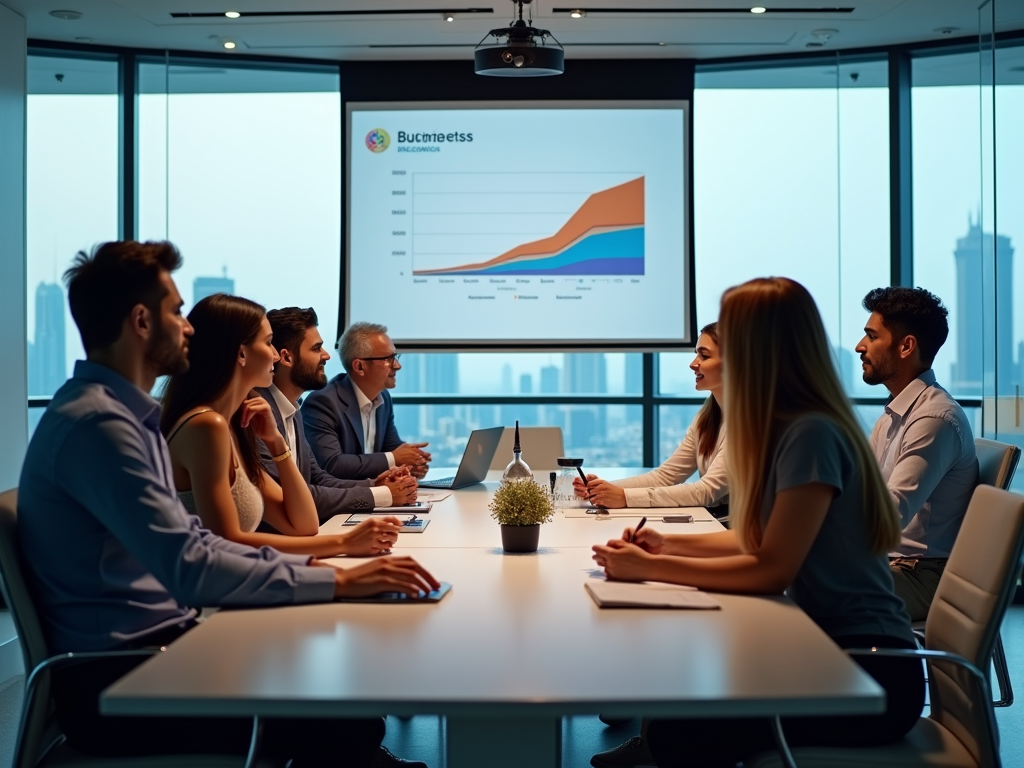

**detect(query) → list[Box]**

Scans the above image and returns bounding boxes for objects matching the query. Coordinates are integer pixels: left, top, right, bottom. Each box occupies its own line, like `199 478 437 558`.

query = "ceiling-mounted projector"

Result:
475 0 564 76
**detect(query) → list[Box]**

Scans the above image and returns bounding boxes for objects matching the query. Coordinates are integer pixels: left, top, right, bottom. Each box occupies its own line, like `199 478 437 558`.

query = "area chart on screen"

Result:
412 177 645 277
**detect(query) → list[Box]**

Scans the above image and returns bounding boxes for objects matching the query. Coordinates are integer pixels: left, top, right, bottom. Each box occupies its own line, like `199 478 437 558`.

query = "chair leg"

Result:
992 632 1013 708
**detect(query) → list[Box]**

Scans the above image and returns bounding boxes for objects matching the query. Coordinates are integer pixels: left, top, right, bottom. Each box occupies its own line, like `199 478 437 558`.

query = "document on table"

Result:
585 580 721 609
416 490 453 502
563 506 713 520
370 501 433 513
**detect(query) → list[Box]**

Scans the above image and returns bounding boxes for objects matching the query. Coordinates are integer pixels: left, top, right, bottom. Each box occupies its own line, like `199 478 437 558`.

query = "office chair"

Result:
910 438 1021 708
750 484 1024 768
0 488 277 768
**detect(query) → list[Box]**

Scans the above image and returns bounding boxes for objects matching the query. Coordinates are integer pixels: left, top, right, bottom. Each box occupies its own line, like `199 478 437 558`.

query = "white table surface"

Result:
103 469 884 767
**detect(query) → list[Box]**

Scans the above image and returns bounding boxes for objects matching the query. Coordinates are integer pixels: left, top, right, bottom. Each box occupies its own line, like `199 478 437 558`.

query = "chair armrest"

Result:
843 647 987 688
767 647 993 768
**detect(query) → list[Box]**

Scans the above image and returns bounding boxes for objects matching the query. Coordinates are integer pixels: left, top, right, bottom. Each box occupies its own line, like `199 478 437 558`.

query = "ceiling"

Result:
8 0 1024 63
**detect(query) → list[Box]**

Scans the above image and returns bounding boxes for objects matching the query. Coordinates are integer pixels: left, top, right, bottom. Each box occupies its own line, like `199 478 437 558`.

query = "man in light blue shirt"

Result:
19 241 436 767
857 287 978 621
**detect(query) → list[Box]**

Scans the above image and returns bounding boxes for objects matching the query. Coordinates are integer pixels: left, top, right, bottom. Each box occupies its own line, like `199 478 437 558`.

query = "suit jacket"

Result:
300 374 403 481
255 386 375 523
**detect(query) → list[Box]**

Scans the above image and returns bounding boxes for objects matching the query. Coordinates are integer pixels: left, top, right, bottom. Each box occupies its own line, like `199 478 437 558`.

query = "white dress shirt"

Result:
268 384 297 463
352 383 395 507
870 369 978 558
615 419 728 508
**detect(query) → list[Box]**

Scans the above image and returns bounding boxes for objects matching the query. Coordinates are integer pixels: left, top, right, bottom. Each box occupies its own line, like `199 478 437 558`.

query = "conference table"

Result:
103 469 885 768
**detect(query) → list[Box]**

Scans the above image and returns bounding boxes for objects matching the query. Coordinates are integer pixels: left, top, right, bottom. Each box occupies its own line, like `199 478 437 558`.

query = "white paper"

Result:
416 491 453 502
584 580 720 610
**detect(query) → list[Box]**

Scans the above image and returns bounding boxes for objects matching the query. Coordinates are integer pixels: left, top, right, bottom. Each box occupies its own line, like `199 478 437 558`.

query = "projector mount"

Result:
474 0 565 76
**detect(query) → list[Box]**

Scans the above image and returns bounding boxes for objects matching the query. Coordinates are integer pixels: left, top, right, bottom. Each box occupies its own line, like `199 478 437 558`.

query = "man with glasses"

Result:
302 321 432 481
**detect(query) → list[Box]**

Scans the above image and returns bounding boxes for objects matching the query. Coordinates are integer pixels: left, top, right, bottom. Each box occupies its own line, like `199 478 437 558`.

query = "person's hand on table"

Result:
407 463 429 479
377 467 418 505
582 478 627 508
573 473 598 499
339 516 403 555
624 525 665 555
323 555 441 598
592 539 655 582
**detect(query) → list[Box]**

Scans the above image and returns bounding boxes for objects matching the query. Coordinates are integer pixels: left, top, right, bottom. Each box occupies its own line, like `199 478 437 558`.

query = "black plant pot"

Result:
500 524 540 553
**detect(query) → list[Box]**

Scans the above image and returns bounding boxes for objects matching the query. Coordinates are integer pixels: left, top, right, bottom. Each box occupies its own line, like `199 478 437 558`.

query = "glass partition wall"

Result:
25 27 1024 474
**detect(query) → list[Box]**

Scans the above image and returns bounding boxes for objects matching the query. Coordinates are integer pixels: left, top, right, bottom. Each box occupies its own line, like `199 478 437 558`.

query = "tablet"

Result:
336 582 452 603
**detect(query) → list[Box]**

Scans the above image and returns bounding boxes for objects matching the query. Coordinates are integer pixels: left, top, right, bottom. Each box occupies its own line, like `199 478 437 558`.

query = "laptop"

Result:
417 426 506 489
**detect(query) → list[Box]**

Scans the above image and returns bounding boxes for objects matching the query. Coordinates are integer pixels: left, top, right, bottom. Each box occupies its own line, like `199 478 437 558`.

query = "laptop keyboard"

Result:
420 477 454 488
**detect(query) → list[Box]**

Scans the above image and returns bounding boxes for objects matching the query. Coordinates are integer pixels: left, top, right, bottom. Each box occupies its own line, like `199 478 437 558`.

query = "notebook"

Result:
417 426 505 489
584 580 721 610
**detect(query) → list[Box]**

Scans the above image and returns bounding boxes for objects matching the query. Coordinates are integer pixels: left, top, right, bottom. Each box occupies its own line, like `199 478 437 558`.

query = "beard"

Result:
861 346 899 386
292 356 328 392
146 313 189 376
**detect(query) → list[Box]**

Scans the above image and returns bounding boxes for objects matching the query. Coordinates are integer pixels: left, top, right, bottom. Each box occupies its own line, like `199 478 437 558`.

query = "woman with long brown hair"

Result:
592 278 923 766
161 294 404 558
576 322 727 511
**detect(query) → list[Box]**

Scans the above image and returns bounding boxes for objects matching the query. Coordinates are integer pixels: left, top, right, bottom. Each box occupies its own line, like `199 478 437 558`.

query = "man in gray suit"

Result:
302 321 431 481
258 308 417 524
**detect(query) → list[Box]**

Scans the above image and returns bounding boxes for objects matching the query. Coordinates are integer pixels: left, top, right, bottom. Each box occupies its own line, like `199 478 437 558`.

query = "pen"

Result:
630 516 648 544
576 466 590 499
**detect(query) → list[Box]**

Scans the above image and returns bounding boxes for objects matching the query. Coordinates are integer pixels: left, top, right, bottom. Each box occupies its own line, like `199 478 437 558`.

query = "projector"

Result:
475 0 564 77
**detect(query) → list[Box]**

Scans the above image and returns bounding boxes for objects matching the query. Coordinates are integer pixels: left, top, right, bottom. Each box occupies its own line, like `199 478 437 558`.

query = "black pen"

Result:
630 516 648 544
576 466 591 500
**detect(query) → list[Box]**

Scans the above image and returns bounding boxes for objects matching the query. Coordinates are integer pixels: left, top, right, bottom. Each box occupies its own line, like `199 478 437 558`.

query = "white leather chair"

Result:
910 438 1021 707
489 426 565 471
0 488 276 768
750 484 1024 768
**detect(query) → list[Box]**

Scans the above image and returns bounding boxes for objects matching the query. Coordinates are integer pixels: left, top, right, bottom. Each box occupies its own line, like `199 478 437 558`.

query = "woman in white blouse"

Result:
575 322 727 511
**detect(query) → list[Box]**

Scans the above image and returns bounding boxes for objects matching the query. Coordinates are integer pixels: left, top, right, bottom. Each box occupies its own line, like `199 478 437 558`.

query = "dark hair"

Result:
267 307 319 367
862 287 949 366
160 294 268 488
64 241 183 354
692 322 723 460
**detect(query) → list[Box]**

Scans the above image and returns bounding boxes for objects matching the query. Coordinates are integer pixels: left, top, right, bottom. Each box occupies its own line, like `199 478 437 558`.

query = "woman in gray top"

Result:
592 277 923 766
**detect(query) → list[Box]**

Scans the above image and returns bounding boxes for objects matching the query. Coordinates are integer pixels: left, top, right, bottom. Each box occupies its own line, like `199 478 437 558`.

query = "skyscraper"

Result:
564 353 607 394
951 219 1015 395
193 269 235 305
425 353 459 423
539 365 561 394
28 282 66 396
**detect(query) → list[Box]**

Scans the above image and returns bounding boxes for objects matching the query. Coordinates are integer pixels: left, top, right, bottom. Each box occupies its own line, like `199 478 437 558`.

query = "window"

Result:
26 53 119 397
137 59 344 375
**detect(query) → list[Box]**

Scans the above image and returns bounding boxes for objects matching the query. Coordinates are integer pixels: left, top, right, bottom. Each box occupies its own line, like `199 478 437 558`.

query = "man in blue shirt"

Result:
19 241 436 767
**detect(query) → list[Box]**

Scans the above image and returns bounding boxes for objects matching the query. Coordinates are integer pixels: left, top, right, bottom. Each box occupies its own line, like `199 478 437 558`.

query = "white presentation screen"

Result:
345 101 692 349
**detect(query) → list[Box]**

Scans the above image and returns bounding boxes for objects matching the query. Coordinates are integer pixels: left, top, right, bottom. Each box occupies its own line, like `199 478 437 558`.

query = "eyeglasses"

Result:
359 353 402 367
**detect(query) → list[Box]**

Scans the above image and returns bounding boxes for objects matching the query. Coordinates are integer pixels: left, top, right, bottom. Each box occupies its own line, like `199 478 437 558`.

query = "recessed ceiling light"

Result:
443 12 455 22
658 41 667 46
222 40 236 49
225 11 241 19
49 10 83 20
569 9 586 18
750 6 767 13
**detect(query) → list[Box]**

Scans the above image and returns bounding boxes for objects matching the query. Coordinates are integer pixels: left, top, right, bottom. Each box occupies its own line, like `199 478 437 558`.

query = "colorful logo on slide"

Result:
365 128 390 153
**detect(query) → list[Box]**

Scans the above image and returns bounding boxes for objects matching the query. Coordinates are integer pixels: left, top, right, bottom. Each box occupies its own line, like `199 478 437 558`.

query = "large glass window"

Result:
137 60 344 375
26 53 119 397
662 56 891 403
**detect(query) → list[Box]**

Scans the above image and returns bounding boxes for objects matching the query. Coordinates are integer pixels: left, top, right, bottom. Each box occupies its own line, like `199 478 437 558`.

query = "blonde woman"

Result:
576 322 727 511
592 278 923 766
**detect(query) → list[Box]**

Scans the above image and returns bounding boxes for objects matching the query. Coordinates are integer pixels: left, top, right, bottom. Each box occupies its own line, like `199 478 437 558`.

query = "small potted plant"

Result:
489 478 555 553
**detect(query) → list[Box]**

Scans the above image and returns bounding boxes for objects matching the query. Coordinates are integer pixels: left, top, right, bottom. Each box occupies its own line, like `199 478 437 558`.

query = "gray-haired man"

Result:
302 322 431 481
